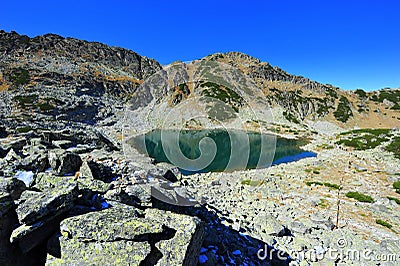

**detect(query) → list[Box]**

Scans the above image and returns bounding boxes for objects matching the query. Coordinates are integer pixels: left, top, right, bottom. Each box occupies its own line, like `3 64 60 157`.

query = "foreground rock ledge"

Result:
46 202 205 265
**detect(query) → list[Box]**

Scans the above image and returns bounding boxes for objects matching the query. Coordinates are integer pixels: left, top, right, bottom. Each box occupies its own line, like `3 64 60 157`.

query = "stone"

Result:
48 149 82 176
14 171 34 187
0 178 26 200
15 182 78 225
254 213 286 236
46 202 204 265
289 221 308 235
52 140 73 149
0 192 14 218
80 160 114 183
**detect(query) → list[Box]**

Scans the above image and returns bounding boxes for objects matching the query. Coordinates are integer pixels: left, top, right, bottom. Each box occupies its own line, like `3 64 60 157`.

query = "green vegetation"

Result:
369 89 400 110
318 198 328 208
385 137 400 160
336 128 392 150
333 96 353 123
393 181 400 194
37 102 55 111
8 67 30 86
283 110 300 124
325 87 338 99
305 181 340 190
241 179 264 186
376 219 392 229
323 182 341 190
387 196 400 205
354 89 367 98
318 143 334 149
345 191 374 203
339 128 391 136
306 181 324 186
14 95 38 108
16 126 33 133
200 81 243 112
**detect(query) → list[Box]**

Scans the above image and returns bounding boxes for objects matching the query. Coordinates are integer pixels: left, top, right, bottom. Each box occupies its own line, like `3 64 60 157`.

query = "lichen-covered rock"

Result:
46 239 151 265
48 149 82 176
15 182 78 225
0 192 14 218
80 160 114 183
0 178 26 200
47 202 204 265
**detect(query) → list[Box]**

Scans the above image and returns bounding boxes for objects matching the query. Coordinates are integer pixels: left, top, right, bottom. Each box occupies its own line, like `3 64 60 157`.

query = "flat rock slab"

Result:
16 182 78 225
49 202 204 265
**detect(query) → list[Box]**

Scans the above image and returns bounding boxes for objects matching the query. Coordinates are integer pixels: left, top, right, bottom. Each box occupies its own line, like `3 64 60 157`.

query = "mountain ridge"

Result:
1 30 399 132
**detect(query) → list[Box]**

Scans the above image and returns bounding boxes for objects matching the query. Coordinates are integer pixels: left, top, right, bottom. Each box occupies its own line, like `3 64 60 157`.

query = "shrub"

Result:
8 67 30 86
387 196 400 205
306 181 324 186
323 182 341 190
386 138 400 159
16 126 33 133
283 110 300 124
376 219 392 229
333 96 353 123
241 179 264 186
393 181 400 190
354 89 367 98
345 191 374 203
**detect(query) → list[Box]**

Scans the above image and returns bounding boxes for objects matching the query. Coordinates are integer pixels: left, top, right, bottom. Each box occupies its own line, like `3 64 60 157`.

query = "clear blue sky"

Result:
1 0 399 91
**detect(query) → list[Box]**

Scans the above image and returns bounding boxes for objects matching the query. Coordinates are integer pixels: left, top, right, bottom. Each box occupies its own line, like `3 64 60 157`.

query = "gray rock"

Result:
0 192 14 218
289 221 308 235
254 213 286 236
15 182 78 225
48 149 82 175
46 202 204 265
52 140 73 149
0 178 26 200
80 160 113 183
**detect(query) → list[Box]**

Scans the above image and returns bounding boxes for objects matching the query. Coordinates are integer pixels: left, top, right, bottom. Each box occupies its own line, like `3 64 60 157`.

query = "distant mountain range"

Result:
1 30 399 133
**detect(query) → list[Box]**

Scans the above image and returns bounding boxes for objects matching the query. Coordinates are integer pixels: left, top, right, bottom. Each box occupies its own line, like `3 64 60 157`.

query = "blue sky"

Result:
1 0 399 91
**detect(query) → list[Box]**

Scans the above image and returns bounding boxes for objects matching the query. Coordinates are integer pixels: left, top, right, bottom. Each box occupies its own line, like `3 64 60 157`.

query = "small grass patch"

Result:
16 126 33 133
241 179 264 186
306 181 324 186
305 181 340 190
385 137 400 160
387 196 400 205
376 219 392 229
313 170 320 174
346 191 374 203
318 198 328 208
393 181 400 193
323 182 341 190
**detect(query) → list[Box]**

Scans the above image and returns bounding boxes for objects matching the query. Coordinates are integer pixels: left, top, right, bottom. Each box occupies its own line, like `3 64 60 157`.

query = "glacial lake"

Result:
130 129 316 174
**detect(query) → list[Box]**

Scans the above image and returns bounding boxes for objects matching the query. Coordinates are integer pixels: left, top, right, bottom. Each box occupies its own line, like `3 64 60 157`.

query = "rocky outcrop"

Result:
47 203 205 265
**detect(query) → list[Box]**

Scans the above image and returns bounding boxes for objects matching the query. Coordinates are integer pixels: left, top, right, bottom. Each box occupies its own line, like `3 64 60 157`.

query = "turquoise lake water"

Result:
130 129 316 174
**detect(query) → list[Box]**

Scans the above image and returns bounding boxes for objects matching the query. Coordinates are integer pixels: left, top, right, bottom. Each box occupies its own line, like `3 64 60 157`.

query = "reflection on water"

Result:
130 129 316 174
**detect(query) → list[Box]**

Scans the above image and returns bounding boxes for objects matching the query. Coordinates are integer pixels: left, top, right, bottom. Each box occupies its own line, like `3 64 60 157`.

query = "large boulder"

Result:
48 149 82 176
10 181 79 253
0 178 26 200
46 202 205 265
80 160 114 183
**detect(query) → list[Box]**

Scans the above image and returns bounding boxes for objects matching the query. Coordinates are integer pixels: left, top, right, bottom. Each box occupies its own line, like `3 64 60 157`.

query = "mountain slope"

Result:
0 30 399 134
